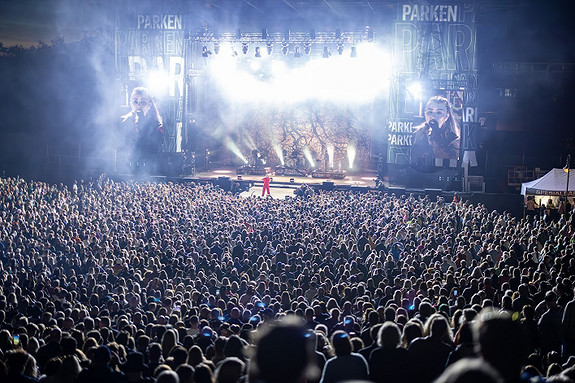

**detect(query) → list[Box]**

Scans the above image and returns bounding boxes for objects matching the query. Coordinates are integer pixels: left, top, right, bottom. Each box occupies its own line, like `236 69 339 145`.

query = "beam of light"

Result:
146 70 170 96
244 134 257 150
407 81 423 100
224 137 248 164
303 147 315 168
327 145 334 168
207 43 391 105
273 144 285 166
347 145 356 169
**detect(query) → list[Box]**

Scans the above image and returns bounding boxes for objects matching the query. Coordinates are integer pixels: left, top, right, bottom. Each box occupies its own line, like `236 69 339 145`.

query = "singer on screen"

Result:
411 95 460 166
121 87 164 171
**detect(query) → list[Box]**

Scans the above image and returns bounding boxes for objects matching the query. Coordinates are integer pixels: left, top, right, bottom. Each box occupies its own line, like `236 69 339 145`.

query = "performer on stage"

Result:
121 87 164 172
411 96 460 167
262 174 272 197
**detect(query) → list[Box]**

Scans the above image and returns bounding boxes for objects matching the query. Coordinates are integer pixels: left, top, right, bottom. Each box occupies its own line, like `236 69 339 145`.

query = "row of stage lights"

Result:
202 42 358 58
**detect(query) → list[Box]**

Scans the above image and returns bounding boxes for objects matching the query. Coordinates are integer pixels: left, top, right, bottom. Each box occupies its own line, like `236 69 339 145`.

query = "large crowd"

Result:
0 175 575 383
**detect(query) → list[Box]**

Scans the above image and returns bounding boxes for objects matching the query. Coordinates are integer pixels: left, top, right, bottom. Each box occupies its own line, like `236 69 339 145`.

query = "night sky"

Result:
0 0 108 47
2 1 573 59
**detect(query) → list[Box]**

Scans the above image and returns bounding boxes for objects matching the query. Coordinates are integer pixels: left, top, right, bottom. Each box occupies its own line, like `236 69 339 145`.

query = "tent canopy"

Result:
521 168 575 196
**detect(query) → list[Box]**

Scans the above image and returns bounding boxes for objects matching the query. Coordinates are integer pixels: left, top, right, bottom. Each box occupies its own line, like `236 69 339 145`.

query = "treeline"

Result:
0 34 116 180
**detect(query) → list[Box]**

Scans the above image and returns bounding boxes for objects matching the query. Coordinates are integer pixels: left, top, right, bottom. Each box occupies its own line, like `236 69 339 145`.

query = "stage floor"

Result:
183 167 381 188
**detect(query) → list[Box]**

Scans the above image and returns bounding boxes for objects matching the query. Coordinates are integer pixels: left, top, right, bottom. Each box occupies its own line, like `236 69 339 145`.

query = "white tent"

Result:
521 168 575 197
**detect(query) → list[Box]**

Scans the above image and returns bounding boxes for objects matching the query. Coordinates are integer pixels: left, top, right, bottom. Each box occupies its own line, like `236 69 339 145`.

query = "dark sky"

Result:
1 0 572 60
0 0 107 47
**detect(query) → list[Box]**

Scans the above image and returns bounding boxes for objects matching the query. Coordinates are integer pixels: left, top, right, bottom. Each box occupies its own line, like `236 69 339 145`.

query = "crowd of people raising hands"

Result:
0 175 575 383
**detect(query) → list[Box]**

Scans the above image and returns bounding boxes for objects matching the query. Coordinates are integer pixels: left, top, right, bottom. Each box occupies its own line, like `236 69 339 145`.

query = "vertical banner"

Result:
387 1 478 165
115 0 185 152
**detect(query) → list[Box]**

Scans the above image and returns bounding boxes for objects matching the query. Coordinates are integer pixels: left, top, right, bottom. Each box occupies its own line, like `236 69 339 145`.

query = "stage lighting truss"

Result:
191 28 374 46
190 28 373 67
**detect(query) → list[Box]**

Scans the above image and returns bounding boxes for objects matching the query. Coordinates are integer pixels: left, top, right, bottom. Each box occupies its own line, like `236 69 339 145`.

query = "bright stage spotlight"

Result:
303 147 315 168
242 43 248 55
273 144 285 166
221 43 239 57
407 81 423 99
244 134 257 150
249 59 262 71
322 46 331 58
294 46 302 58
281 42 289 55
224 138 248 164
208 42 392 104
350 46 357 58
347 145 356 169
266 42 273 55
304 43 311 55
270 60 287 77
255 47 261 58
327 145 334 168
146 70 169 96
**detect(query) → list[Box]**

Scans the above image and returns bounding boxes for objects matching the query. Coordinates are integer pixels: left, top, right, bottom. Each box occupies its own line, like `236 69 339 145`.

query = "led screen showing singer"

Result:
411 96 460 167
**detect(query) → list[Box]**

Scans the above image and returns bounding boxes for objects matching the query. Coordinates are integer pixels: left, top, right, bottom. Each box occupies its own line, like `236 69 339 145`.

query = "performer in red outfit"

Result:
262 174 272 196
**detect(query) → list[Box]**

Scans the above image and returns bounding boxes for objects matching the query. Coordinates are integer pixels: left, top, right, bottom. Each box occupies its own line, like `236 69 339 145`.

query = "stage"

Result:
183 167 380 188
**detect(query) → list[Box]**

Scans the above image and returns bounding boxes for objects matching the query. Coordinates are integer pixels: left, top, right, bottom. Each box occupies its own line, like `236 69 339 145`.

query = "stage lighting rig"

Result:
255 47 261 57
191 27 376 61
294 46 302 58
202 46 212 57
